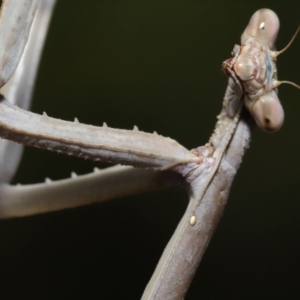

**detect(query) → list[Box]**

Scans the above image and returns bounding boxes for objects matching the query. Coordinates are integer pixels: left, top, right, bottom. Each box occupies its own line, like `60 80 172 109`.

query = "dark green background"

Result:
1 1 300 299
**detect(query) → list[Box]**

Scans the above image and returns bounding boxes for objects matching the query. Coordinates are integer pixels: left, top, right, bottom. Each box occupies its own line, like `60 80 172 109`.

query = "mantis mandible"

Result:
0 3 298 299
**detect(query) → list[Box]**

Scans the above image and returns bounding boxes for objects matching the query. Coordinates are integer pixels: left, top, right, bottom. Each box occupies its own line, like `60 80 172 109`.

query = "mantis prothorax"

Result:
223 8 300 132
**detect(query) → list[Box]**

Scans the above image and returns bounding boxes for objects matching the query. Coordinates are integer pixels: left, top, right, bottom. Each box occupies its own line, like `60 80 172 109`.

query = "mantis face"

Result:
223 8 299 132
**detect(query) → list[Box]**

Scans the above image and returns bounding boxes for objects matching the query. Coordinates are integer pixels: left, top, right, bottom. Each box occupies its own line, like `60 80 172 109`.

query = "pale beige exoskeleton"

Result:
0 3 296 299
223 8 300 132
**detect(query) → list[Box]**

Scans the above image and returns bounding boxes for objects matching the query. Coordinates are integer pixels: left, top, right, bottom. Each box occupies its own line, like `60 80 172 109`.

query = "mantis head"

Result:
226 8 300 132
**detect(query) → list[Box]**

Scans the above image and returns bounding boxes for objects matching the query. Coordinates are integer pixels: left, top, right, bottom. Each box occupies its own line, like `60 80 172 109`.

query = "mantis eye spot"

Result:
250 92 284 132
259 22 265 30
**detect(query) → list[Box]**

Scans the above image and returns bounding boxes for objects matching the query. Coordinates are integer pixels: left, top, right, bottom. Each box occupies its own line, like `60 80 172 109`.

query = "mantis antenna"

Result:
272 26 300 90
272 26 300 57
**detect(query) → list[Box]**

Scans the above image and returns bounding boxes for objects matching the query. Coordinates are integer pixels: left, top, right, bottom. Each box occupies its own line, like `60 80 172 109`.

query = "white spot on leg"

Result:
71 172 78 179
45 177 52 184
189 215 196 226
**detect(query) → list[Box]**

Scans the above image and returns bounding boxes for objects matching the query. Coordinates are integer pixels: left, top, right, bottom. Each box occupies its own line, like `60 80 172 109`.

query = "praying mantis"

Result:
0 1 299 299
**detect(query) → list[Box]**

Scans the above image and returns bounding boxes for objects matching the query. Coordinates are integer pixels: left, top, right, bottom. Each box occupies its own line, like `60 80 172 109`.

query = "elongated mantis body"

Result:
0 3 298 299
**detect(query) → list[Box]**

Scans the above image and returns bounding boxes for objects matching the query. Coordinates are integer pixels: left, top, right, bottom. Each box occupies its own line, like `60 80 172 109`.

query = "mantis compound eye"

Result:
241 8 279 49
250 91 284 132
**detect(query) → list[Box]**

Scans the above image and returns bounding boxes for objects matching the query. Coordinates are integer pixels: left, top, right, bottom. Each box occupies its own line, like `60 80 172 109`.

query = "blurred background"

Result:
1 0 300 299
